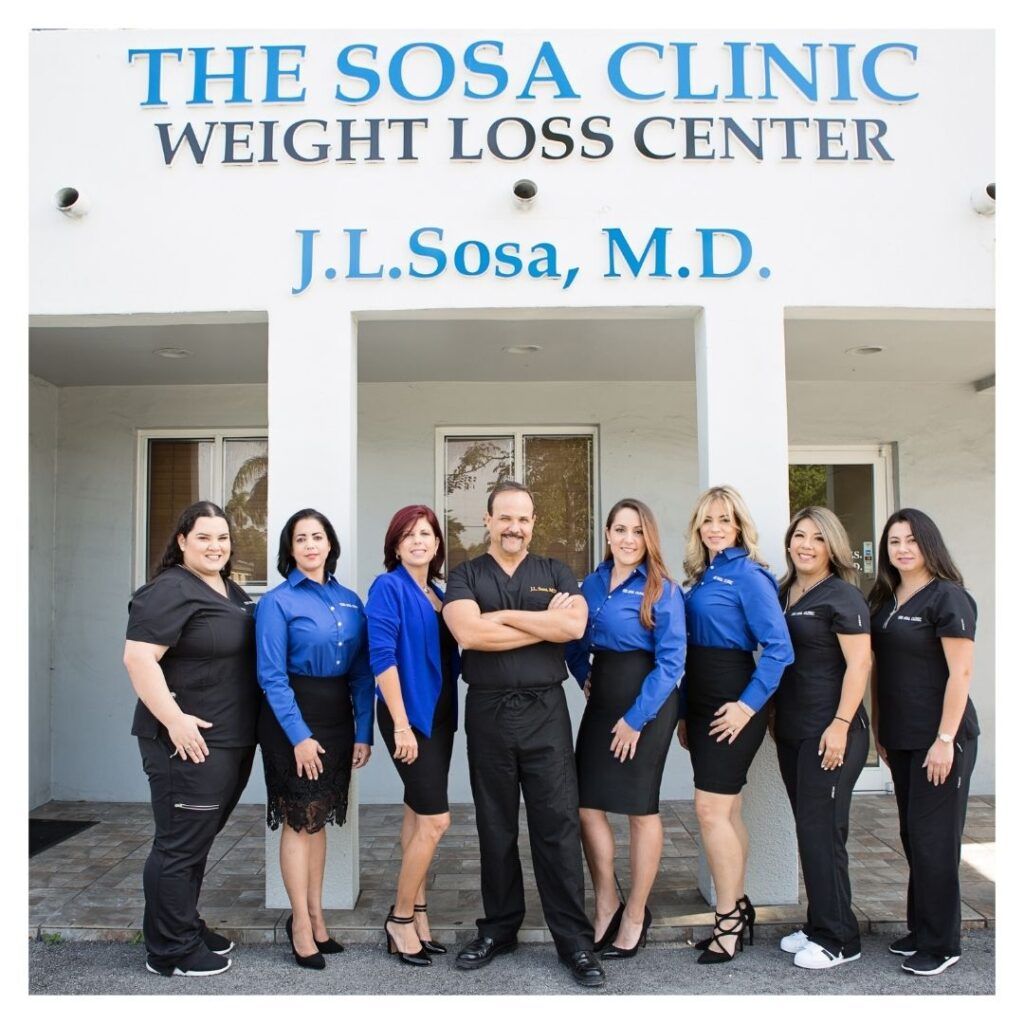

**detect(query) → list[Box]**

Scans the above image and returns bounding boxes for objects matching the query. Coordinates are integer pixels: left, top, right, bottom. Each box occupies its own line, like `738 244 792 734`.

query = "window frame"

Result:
434 425 601 580
134 427 269 594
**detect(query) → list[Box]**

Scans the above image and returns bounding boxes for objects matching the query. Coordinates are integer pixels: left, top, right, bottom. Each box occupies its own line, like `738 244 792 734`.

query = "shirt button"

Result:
336 659 341 665
337 641 343 646
329 606 334 611
337 622 342 627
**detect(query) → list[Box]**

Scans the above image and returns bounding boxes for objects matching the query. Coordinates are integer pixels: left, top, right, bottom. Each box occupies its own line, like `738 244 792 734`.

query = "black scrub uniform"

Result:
128 566 259 972
443 553 594 958
871 578 980 959
775 576 870 958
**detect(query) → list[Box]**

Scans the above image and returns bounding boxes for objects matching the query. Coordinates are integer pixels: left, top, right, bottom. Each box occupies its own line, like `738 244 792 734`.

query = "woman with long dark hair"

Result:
677 485 793 965
567 498 686 961
869 508 979 977
123 500 259 977
256 508 375 970
366 505 461 966
774 506 872 970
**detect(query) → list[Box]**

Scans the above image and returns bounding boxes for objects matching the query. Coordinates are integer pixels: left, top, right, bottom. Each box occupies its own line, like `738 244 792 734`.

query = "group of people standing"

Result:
122 480 979 986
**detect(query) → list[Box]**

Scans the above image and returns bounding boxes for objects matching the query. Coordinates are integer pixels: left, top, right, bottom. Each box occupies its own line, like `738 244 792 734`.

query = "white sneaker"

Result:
780 929 810 953
793 940 861 970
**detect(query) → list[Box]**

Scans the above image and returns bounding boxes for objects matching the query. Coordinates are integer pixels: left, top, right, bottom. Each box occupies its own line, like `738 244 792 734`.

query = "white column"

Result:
263 303 361 909
693 300 799 906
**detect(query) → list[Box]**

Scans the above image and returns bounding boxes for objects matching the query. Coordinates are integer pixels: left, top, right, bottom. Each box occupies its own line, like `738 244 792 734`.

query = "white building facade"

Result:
29 30 994 905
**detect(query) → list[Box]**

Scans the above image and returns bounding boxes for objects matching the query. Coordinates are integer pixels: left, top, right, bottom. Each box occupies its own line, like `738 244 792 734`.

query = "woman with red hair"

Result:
365 505 461 967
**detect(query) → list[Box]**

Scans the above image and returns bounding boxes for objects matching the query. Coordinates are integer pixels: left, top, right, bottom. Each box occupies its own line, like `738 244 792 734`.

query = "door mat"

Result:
29 818 99 857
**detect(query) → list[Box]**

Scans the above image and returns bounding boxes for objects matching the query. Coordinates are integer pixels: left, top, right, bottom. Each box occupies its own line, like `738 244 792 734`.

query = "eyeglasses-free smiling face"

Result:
606 506 647 570
887 520 926 576
699 499 739 556
292 517 331 580
178 516 231 577
396 517 440 570
485 489 536 558
789 517 829 578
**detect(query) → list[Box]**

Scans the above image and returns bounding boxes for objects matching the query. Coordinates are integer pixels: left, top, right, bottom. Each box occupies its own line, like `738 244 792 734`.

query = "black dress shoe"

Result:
454 935 517 970
560 949 606 987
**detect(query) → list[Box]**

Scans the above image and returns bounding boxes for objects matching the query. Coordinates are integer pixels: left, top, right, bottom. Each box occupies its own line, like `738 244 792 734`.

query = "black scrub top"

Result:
443 552 581 690
870 578 980 750
127 565 259 747
775 576 870 742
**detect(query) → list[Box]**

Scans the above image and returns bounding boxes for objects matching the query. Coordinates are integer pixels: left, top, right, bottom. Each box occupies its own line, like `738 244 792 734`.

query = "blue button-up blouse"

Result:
683 547 794 713
255 568 375 746
566 559 687 731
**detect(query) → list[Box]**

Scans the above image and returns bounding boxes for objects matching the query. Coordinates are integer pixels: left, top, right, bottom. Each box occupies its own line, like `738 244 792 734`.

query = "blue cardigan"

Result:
365 565 460 738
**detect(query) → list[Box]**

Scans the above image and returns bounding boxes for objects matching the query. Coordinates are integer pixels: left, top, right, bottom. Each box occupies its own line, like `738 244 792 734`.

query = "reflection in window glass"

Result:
444 437 514 569
146 440 213 580
524 435 594 581
223 439 269 586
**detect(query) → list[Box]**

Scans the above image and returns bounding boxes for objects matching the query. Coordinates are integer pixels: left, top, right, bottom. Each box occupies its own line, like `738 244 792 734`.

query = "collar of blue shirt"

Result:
713 547 749 565
286 566 333 588
597 557 648 582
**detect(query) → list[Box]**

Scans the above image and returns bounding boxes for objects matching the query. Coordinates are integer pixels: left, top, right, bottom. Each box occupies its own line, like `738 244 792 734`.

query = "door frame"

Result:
788 444 895 793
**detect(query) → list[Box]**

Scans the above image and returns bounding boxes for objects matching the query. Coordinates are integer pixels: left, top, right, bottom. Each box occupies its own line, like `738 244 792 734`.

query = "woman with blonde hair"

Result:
774 506 871 970
567 498 686 960
678 485 793 964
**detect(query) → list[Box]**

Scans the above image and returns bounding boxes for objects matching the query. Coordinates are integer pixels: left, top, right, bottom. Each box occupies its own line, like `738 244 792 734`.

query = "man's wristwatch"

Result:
937 732 954 744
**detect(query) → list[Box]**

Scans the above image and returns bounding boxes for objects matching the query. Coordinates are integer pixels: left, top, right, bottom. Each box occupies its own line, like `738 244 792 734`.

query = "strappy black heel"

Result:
696 901 745 965
384 906 432 966
414 903 447 955
693 893 756 950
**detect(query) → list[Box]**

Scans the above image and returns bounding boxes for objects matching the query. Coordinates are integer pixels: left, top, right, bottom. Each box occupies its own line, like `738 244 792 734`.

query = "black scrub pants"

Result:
776 728 869 956
465 685 594 958
139 739 256 969
887 737 978 957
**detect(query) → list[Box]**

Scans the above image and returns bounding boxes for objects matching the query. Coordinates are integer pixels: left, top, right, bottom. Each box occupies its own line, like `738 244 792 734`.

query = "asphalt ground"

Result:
28 929 994 997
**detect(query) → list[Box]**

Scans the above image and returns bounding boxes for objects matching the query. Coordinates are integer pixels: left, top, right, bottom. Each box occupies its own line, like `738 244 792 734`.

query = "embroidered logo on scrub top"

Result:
712 576 735 585
530 586 557 594
896 615 923 623
622 588 644 597
790 610 816 617
338 602 361 610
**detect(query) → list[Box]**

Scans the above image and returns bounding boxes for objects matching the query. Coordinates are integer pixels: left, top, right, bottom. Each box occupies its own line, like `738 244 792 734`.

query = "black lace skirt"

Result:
258 675 354 834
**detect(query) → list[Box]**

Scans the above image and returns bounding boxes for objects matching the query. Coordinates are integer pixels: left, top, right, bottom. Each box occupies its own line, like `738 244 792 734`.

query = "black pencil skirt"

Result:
576 649 679 816
258 674 355 833
377 671 456 816
685 646 767 796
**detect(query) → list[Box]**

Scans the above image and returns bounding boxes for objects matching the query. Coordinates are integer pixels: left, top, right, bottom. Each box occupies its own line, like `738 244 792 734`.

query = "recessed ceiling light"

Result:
154 347 192 359
503 344 542 355
844 345 884 356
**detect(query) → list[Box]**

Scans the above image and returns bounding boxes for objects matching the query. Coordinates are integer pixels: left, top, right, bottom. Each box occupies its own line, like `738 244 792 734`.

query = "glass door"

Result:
788 445 894 792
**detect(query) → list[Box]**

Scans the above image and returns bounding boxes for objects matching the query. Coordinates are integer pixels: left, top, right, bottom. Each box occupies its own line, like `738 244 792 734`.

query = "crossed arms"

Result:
443 591 588 651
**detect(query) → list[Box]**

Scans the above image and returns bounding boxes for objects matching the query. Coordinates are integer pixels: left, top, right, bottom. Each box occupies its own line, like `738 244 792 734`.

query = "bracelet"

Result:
393 726 412 735
833 715 851 725
737 702 754 719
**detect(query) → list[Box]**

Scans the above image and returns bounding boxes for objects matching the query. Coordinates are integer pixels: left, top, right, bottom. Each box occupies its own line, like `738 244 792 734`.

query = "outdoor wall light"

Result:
970 183 995 216
503 344 542 354
154 347 193 359
512 178 538 208
845 346 885 356
54 186 89 218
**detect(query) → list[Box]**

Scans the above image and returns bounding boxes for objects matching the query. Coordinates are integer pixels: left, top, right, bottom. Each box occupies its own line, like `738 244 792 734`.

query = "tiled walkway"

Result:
29 796 995 946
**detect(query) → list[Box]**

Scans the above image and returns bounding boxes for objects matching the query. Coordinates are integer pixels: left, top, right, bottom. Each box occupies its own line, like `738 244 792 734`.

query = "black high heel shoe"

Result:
594 902 626 953
693 893 756 950
696 902 745 965
413 903 447 955
385 906 432 966
285 914 325 970
601 905 651 960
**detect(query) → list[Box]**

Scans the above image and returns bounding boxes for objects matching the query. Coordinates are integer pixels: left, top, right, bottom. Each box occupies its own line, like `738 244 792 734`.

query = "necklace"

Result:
178 562 226 594
786 572 832 611
896 575 935 605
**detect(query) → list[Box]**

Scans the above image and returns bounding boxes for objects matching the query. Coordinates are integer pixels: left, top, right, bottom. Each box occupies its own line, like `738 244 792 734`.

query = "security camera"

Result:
55 186 89 218
970 183 995 216
512 179 537 208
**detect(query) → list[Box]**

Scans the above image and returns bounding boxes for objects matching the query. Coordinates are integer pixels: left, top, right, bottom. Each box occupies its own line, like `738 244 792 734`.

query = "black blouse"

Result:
870 578 980 750
775 576 870 741
127 566 259 747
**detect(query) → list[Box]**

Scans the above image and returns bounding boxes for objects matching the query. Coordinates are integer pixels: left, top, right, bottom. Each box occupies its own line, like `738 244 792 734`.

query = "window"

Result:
437 427 598 579
137 430 268 589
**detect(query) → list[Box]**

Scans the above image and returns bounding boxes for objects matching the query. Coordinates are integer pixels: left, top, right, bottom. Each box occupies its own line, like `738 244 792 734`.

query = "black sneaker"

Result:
887 934 917 956
201 925 235 955
146 947 232 977
901 952 960 976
